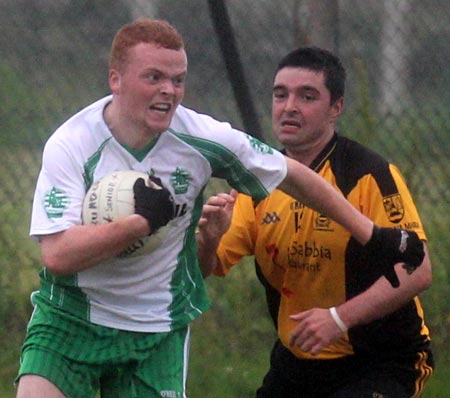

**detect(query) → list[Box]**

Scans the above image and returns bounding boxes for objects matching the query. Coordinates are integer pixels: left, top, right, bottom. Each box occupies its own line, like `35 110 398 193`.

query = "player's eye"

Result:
300 89 319 101
146 73 160 83
172 75 186 87
303 94 315 100
273 90 287 99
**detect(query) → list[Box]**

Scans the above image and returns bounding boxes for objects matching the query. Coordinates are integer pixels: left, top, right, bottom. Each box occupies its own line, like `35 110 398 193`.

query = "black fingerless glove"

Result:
133 177 175 234
364 225 425 288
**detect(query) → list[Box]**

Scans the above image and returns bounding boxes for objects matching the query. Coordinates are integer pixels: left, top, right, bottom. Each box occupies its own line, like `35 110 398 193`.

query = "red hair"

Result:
109 19 184 71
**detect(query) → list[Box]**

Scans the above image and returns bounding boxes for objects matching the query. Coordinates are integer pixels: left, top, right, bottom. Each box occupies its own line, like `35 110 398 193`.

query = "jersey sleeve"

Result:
30 134 86 238
215 194 257 276
219 132 287 200
171 106 288 201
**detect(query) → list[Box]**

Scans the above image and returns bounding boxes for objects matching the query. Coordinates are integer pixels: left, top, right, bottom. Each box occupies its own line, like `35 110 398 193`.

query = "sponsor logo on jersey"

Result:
290 201 334 232
402 221 420 230
383 193 404 223
288 240 332 260
44 187 70 218
246 134 274 154
287 259 322 272
314 214 334 231
262 211 281 224
286 240 331 272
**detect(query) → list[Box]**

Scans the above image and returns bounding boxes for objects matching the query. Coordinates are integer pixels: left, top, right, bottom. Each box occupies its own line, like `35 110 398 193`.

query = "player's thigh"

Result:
16 375 65 398
17 345 101 398
16 302 102 398
101 326 190 398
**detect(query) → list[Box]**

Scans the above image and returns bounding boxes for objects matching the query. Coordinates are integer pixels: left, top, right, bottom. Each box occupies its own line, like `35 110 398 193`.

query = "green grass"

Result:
421 358 450 397
0 381 15 398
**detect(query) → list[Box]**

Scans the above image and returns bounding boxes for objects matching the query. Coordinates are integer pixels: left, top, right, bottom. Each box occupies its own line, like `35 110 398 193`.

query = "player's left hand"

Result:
289 308 344 355
197 190 237 244
133 177 175 234
364 226 425 288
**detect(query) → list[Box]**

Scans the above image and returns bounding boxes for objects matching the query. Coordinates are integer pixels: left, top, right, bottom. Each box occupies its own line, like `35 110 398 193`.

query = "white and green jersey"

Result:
31 95 287 332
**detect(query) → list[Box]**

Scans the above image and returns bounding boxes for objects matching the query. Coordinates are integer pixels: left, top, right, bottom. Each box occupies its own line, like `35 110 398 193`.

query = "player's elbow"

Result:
419 268 432 291
39 231 77 276
412 263 432 293
416 249 433 291
420 246 433 290
41 251 71 276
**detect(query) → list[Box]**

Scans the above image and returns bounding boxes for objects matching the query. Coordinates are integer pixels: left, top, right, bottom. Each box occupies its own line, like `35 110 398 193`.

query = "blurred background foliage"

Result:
0 0 448 396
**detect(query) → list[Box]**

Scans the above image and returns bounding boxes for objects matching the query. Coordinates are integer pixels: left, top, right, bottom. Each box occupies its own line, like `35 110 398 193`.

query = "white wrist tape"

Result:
329 307 348 333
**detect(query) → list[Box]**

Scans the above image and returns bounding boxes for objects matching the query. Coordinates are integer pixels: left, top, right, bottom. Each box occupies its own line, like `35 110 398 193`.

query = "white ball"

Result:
82 170 167 258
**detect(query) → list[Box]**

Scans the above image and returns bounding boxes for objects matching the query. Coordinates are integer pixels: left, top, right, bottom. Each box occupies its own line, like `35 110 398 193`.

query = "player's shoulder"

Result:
334 135 388 169
46 97 112 147
331 135 399 196
332 134 402 176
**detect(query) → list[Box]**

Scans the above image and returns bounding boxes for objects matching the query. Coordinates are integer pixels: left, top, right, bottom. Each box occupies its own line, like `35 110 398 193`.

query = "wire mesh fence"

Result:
0 0 449 393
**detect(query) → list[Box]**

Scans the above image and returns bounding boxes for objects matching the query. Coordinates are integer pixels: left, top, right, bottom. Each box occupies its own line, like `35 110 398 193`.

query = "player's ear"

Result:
330 97 344 122
109 69 121 94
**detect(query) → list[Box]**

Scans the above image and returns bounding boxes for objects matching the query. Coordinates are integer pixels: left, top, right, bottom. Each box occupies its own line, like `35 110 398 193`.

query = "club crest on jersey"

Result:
314 214 333 231
383 193 404 223
246 135 273 154
170 167 191 194
44 187 70 218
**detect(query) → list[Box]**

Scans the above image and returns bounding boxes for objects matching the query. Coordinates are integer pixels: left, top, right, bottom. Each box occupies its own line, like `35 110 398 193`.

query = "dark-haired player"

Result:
199 47 433 398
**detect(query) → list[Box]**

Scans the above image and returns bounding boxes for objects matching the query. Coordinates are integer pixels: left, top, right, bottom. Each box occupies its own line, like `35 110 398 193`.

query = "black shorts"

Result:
256 340 433 398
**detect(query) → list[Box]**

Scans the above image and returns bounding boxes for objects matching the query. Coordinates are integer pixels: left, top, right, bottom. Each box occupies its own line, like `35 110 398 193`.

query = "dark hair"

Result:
276 47 346 104
110 19 184 71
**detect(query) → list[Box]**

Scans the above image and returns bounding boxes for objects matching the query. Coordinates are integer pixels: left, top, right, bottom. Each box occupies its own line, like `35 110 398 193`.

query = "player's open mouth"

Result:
150 103 171 113
281 119 302 129
281 120 302 130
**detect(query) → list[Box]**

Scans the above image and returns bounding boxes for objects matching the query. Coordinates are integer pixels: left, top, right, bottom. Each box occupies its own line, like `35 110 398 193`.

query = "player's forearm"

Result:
280 157 373 245
196 231 220 277
40 215 149 275
336 247 432 329
196 190 237 277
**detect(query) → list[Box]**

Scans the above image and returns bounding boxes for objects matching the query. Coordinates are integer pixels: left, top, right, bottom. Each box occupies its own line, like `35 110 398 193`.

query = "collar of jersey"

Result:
281 132 338 173
121 135 161 162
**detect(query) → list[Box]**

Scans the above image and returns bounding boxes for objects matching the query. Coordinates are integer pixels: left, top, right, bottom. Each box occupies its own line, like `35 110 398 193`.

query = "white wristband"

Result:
329 307 348 333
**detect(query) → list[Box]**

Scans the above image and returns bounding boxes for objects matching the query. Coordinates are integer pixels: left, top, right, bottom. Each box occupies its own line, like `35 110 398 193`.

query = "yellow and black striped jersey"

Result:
216 134 431 360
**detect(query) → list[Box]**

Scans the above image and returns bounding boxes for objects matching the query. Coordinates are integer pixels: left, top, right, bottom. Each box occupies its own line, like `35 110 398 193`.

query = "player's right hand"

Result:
364 226 425 288
133 177 175 234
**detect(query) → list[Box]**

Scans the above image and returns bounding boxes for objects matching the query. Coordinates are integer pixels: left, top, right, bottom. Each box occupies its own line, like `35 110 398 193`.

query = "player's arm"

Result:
40 214 150 275
197 191 237 277
279 157 373 243
289 244 432 355
289 163 431 354
41 177 174 276
279 156 424 284
334 243 431 328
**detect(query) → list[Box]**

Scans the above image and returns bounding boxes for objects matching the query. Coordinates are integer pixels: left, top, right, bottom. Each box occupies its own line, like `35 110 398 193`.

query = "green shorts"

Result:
17 296 190 398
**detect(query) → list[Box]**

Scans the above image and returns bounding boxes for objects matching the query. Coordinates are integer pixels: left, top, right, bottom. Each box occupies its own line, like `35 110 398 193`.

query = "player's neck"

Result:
285 132 335 168
103 102 159 150
286 148 317 168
